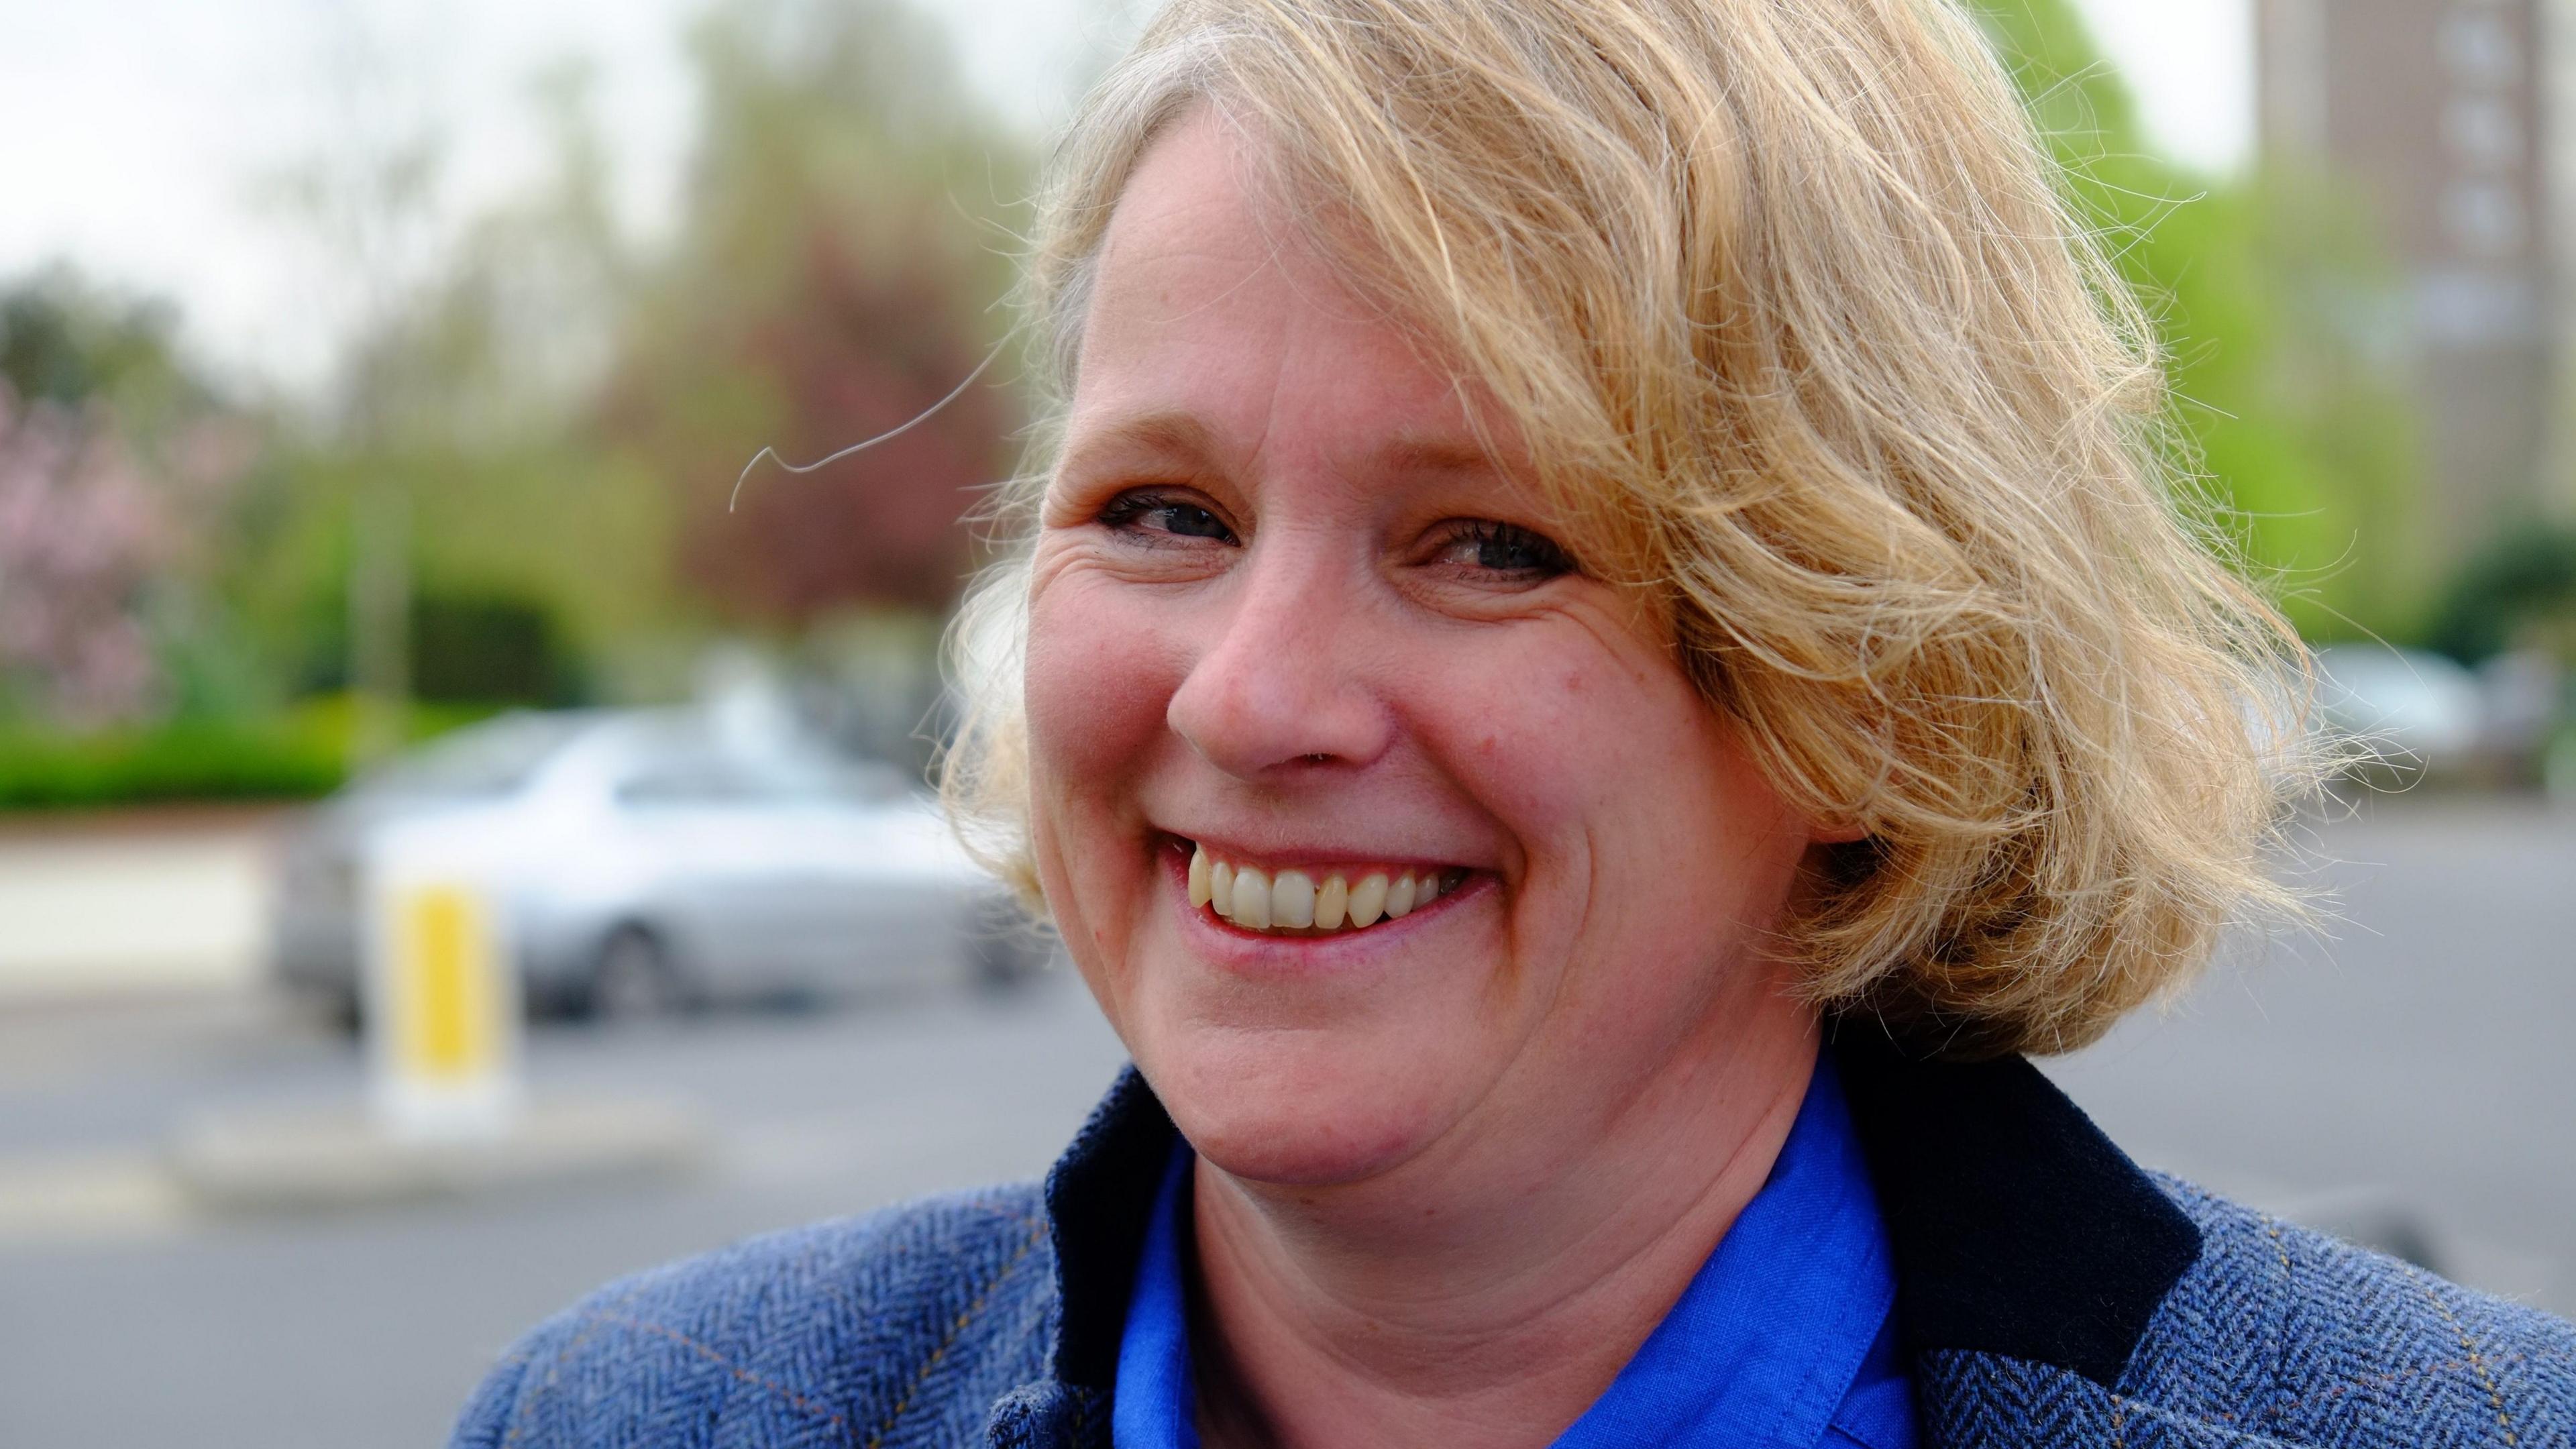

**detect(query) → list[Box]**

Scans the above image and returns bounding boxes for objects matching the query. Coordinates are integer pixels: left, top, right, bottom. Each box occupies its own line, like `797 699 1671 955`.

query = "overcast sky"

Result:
0 0 2251 397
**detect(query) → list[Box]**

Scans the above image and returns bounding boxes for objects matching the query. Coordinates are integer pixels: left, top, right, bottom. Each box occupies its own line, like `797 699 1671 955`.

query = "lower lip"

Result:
1161 843 1480 970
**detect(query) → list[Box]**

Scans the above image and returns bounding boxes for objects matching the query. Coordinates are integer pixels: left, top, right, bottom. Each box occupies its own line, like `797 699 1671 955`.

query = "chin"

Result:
1138 1020 1466 1188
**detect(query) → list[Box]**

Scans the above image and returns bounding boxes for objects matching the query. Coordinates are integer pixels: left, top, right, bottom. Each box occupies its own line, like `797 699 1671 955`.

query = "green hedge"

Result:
0 700 500 812
2428 525 2576 665
0 720 344 810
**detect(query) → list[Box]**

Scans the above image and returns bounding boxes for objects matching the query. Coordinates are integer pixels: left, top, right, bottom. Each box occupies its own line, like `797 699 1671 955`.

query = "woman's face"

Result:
1024 109 1827 1189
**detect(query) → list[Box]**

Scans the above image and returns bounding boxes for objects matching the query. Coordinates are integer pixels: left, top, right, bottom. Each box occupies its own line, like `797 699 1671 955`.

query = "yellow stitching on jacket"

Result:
578 1311 851 1428
863 1217 1053 1449
2422 1279 2522 1448
807 1205 1046 1326
2208 1351 2538 1420
505 1279 663 1448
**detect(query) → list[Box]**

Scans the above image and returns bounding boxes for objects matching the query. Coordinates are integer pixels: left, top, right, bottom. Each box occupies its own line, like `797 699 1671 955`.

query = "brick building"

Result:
2258 0 2575 560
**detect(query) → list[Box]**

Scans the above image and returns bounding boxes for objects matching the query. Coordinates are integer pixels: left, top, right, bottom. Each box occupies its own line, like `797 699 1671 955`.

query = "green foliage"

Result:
0 268 209 428
0 718 343 810
2428 525 2576 664
1977 1 2431 641
298 585 590 706
237 1 1037 688
604 0 1031 623
413 594 579 704
5 0 1034 796
228 60 685 716
0 698 498 812
0 268 270 728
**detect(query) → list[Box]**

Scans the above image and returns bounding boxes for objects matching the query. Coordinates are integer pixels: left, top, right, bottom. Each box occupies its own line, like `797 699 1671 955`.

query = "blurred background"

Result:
1 0 2573 1444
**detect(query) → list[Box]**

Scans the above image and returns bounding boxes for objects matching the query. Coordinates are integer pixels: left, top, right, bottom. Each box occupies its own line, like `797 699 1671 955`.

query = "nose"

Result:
1165 528 1393 779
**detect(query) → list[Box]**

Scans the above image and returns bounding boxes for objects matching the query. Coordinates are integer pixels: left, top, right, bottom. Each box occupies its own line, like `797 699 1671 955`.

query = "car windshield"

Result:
358 712 594 800
613 737 909 806
744 749 909 802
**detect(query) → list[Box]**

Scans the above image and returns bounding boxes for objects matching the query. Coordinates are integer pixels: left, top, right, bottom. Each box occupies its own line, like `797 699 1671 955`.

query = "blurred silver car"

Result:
2310 645 2489 777
271 708 1044 1024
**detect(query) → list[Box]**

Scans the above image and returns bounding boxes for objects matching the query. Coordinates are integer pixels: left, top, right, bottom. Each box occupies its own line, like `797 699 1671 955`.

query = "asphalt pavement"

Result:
0 793 2567 1449
0 975 1132 1449
2043 793 2576 1309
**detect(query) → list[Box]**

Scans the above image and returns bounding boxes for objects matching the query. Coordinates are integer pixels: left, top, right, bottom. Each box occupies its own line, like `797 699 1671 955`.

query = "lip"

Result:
1159 836 1483 968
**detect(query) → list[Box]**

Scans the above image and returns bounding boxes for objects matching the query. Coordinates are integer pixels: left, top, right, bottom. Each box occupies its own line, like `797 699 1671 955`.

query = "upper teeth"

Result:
1187 844 1451 934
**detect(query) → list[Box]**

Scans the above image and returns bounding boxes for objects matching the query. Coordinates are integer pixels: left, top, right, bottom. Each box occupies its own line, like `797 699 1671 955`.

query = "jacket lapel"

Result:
990 1066 1173 1448
1005 1032 2210 1448
1829 1023 2203 1388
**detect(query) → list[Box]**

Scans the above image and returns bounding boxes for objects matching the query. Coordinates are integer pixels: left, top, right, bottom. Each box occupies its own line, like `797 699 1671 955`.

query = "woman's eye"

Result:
1096 490 1238 545
1436 521 1575 578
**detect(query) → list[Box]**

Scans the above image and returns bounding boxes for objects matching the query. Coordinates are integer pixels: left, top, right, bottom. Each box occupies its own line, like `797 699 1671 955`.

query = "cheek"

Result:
1422 632 1796 917
1024 569 1183 794
1024 570 1193 999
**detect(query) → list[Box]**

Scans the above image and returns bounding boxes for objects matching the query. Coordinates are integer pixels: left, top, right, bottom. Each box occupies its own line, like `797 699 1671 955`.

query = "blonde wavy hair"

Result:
943 0 2316 1057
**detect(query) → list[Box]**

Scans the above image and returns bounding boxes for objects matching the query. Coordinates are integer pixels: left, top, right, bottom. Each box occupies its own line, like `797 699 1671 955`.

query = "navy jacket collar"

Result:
1034 1024 2202 1406
1827 1022 2202 1389
1040 1065 1179 1394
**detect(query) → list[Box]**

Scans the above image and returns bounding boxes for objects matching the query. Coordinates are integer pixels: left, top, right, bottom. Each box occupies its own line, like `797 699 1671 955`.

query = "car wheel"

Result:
323 987 364 1038
589 925 691 1021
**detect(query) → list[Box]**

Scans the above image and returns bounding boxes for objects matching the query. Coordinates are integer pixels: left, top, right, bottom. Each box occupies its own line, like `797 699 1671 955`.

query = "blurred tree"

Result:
242 58 676 716
297 586 588 708
2428 526 2576 664
0 270 203 425
603 0 1029 627
0 273 258 727
0 382 170 724
246 0 1029 727
1978 0 2431 642
258 13 454 765
356 59 672 672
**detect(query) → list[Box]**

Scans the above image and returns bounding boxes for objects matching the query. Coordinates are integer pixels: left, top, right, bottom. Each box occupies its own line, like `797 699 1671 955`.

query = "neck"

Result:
1184 997 1820 1449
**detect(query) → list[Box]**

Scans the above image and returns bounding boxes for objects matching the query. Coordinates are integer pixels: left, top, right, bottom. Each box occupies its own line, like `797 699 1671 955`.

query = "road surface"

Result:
0 794 2567 1448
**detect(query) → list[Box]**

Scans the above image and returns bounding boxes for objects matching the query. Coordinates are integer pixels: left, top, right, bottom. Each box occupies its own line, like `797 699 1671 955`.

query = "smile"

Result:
1183 841 1468 935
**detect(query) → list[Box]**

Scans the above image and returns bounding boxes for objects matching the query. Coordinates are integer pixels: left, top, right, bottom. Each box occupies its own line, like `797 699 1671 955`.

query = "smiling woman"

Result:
451 3 2576 1448
1010 114 1833 1232
961 0 2299 1066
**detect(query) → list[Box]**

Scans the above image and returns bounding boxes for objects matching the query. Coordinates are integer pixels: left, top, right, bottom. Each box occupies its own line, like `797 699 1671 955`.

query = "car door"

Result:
805 794 969 987
610 751 826 992
712 752 953 989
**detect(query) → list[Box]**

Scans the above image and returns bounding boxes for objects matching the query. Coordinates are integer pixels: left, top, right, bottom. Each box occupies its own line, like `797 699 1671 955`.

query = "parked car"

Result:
270 708 1045 1026
2310 644 2489 778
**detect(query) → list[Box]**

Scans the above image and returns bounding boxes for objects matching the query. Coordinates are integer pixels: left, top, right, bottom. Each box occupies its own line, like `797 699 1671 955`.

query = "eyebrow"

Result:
1058 412 1503 484
1055 411 1221 479
1376 433 1505 479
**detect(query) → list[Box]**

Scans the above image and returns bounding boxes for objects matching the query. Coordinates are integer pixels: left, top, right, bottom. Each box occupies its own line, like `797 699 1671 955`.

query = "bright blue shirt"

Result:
1111 1053 1917 1449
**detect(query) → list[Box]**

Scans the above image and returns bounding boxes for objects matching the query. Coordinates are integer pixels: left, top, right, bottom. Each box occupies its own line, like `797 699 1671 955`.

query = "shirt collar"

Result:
1110 1142 1200 1449
1110 1053 1906 1449
1035 1020 2205 1416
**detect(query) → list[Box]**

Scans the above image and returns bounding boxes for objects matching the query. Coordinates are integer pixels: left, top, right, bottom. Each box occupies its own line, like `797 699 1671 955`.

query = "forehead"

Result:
1067 109 1505 482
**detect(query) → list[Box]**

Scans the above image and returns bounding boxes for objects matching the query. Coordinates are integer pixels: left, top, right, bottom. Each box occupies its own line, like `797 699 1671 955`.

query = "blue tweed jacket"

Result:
453 1029 2576 1447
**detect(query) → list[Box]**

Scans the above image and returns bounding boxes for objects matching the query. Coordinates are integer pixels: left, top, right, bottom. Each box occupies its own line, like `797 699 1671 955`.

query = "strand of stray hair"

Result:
727 337 1008 513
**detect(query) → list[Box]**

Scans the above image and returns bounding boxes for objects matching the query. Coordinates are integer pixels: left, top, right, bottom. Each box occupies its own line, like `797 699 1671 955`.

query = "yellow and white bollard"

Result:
362 820 523 1140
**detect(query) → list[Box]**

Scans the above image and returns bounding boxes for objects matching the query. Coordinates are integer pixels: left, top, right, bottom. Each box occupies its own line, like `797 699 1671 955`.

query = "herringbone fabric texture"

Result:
451 1183 1062 1449
453 1171 2575 1449
1916 1176 2576 1449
